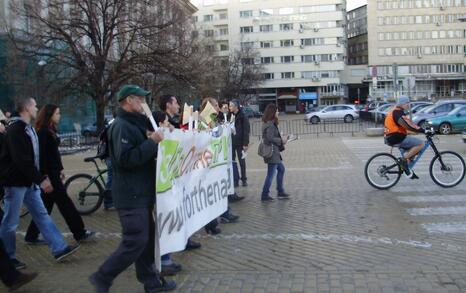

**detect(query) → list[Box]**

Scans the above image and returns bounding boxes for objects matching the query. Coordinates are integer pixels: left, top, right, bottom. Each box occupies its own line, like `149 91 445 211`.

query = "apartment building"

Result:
366 0 466 101
192 0 347 112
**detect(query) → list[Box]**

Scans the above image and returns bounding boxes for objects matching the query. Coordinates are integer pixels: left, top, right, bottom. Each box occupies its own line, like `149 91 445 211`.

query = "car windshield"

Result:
418 104 436 114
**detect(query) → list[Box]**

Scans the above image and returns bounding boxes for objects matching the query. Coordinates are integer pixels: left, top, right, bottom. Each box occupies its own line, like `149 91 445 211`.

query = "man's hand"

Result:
282 137 288 145
40 177 54 194
149 130 164 143
243 145 248 151
0 123 5 134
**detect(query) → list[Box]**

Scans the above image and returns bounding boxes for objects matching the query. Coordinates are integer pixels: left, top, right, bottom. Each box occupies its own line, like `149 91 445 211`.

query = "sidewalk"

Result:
6 134 466 292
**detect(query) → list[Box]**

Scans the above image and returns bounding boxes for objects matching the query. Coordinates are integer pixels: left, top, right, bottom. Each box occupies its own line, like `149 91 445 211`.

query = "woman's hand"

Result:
60 170 66 182
282 137 288 145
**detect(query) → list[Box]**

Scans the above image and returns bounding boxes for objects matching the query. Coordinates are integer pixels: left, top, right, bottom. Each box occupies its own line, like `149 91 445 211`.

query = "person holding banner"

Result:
228 99 250 187
260 104 290 201
90 85 176 292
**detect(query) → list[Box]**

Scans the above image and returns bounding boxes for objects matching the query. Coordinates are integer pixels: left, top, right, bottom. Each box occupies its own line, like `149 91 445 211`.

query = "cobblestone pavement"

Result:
4 133 466 293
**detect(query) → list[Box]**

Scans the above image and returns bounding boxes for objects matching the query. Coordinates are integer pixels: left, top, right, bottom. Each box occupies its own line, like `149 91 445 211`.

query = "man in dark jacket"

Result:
229 99 250 187
0 98 80 269
90 85 175 293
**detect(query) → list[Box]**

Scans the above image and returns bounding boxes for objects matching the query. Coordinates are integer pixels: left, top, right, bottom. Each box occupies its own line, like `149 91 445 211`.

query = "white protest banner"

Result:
156 126 234 255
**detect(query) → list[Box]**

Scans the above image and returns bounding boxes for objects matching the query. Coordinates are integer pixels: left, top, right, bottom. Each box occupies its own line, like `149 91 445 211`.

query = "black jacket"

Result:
37 127 65 186
108 108 158 209
0 118 44 187
230 109 250 147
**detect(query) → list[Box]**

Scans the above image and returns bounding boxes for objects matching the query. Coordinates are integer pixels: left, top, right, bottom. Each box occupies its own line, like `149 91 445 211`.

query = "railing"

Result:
251 117 383 137
58 132 99 155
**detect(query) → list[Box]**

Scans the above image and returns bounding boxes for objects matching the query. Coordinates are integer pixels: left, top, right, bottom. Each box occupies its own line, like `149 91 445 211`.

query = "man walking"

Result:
0 98 80 269
229 100 250 187
90 85 175 292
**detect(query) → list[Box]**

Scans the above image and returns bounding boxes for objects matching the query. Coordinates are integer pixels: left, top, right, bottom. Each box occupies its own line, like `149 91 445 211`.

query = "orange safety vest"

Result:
384 107 407 136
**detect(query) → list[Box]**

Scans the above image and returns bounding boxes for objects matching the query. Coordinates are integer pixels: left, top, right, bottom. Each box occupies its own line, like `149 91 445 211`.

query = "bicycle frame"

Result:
89 159 108 188
399 136 441 170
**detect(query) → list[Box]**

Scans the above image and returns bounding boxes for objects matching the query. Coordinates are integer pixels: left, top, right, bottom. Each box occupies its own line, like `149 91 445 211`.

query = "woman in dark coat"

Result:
260 104 290 201
24 104 95 244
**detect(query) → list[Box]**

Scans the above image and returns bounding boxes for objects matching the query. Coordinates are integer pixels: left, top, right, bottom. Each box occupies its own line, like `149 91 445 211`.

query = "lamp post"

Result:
36 60 47 99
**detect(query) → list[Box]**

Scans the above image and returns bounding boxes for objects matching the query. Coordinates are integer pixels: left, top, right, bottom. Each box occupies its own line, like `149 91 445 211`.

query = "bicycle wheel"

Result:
65 173 104 215
430 151 465 188
365 153 402 189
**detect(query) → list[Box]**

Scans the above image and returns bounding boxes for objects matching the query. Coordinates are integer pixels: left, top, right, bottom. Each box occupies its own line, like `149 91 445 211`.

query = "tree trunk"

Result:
95 96 106 134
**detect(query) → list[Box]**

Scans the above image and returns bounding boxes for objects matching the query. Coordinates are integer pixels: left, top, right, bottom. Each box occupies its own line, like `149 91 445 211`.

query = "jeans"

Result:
261 162 285 198
104 159 114 208
0 185 67 259
95 207 162 291
25 175 86 242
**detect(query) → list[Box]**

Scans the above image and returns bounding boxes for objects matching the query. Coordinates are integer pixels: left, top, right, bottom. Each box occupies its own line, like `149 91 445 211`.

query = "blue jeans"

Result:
261 162 285 198
0 185 68 259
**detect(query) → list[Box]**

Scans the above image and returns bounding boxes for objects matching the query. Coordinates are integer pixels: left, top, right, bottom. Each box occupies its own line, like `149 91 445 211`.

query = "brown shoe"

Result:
8 272 38 292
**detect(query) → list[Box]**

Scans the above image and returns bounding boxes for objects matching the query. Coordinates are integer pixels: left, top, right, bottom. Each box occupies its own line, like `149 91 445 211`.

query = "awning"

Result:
277 95 297 100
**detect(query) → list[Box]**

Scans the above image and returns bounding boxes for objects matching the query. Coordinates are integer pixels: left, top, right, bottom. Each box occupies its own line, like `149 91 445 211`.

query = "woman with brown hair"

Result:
24 104 95 244
260 103 290 201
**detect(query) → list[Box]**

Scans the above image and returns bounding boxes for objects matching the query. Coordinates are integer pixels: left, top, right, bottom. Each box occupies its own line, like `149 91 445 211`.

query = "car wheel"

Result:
439 122 452 135
344 114 354 123
310 116 320 124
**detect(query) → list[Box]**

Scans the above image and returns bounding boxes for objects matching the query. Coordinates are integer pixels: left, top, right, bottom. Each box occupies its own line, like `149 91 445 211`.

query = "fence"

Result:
251 117 383 137
59 132 99 155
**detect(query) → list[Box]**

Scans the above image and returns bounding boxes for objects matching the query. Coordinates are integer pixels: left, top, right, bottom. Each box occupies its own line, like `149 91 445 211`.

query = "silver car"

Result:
412 100 466 128
305 104 359 124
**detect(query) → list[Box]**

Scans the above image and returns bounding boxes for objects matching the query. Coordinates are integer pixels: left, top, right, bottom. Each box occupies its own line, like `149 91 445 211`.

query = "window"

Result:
301 55 316 62
240 26 253 33
261 57 274 64
260 24 273 32
219 12 228 20
204 30 214 37
279 7 294 15
281 56 294 63
241 58 254 64
280 39 294 47
263 73 274 80
301 38 324 46
280 23 293 31
281 72 295 79
260 41 273 48
204 15 213 22
192 16 198 22
219 28 229 35
260 9 273 16
220 43 229 51
299 5 336 13
240 10 253 18
241 41 254 48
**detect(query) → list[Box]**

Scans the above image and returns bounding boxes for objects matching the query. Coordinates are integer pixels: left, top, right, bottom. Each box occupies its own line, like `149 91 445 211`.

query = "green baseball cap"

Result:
117 85 150 101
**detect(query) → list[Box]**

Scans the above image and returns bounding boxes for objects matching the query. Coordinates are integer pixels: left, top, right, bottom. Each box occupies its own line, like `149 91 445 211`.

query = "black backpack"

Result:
96 124 111 159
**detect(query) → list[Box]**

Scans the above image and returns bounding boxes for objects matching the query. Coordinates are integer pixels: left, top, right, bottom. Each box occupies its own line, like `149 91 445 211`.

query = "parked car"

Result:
427 105 466 135
305 104 359 124
412 100 466 129
81 115 114 137
363 101 388 112
370 103 394 122
242 106 261 118
305 105 325 114
410 102 433 114
463 128 466 143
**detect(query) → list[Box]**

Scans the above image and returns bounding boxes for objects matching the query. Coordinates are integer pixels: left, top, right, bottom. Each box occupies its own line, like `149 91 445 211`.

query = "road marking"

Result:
407 207 466 216
398 195 466 203
422 222 466 234
248 163 353 172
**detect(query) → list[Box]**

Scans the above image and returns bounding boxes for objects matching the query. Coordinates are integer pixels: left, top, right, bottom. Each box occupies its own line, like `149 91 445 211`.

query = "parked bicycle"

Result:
365 131 465 189
64 156 108 215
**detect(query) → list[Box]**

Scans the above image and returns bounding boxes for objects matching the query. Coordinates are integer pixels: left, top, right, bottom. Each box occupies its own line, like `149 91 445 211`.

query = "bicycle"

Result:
64 156 108 215
365 131 465 189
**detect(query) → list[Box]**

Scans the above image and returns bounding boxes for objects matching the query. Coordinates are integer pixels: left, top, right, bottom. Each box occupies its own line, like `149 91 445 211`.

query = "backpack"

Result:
96 122 113 159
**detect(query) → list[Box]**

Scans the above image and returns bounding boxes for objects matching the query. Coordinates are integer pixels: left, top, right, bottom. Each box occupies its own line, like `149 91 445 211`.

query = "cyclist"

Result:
384 95 430 178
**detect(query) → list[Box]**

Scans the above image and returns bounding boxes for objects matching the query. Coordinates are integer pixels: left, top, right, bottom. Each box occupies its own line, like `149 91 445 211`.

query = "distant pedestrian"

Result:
24 104 95 245
260 104 290 201
228 99 250 187
90 85 175 292
0 97 80 269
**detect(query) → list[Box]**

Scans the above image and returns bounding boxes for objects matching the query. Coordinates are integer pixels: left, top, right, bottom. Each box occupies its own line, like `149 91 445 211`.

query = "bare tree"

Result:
219 45 265 104
4 0 196 131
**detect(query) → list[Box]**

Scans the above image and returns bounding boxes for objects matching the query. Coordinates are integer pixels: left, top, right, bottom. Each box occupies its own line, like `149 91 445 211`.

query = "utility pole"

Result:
392 63 398 100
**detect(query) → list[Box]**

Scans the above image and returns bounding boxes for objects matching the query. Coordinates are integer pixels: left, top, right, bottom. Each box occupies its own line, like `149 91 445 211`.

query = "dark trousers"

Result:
0 239 19 287
25 176 85 241
232 146 247 183
95 207 161 291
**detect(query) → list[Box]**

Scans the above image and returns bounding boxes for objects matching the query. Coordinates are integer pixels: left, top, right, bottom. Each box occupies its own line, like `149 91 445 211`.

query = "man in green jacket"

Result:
89 85 175 292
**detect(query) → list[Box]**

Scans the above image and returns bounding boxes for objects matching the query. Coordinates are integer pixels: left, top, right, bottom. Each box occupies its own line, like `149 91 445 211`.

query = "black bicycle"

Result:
65 156 108 215
365 131 465 189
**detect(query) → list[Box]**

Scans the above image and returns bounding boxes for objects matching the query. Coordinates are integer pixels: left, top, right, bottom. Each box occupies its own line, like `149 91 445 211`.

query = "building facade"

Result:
191 0 348 112
366 0 466 102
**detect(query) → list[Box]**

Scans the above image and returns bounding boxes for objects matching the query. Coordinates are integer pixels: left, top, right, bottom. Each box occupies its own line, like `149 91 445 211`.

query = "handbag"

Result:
258 127 273 159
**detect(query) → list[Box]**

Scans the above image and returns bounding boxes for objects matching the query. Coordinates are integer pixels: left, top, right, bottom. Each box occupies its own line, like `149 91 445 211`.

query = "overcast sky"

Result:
347 0 367 11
